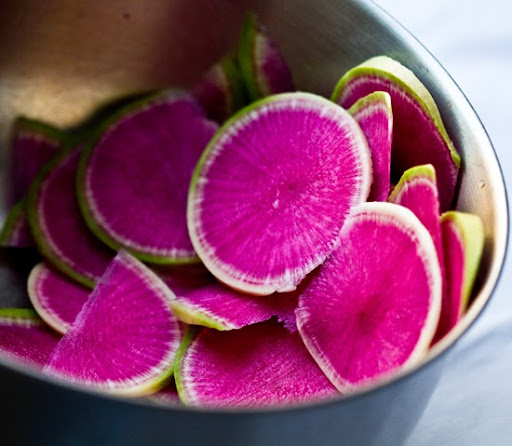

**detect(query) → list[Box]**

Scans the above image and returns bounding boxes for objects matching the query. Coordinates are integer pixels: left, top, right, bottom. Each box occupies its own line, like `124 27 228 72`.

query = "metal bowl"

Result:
0 1 507 445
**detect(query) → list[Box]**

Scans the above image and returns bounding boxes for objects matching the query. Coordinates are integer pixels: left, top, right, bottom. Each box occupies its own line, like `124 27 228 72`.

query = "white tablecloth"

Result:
373 1 512 444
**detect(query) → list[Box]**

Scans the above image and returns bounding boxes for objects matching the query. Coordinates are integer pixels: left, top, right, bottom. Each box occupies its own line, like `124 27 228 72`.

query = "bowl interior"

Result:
0 0 507 402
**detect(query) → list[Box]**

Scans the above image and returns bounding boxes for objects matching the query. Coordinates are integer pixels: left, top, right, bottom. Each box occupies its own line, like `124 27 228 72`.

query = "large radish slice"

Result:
175 321 338 407
332 55 460 211
27 263 90 334
348 91 393 201
188 92 371 295
43 251 182 396
434 211 484 341
78 91 218 264
296 202 442 392
238 12 294 101
27 148 115 288
0 308 60 369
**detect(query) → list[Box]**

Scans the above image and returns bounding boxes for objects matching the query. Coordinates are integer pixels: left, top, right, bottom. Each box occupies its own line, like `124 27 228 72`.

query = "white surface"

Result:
373 1 512 444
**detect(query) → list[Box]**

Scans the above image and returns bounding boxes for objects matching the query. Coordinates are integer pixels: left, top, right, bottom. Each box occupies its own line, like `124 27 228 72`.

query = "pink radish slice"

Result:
296 202 442 392
188 92 371 295
0 309 60 369
78 91 218 264
238 12 294 101
192 57 246 123
27 148 115 288
348 91 393 201
170 281 299 331
434 211 484 342
175 321 338 407
28 263 90 334
43 251 182 396
0 200 33 247
7 117 65 206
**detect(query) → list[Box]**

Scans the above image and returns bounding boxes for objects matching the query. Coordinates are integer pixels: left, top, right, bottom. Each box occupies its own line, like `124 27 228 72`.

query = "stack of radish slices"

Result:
0 13 484 407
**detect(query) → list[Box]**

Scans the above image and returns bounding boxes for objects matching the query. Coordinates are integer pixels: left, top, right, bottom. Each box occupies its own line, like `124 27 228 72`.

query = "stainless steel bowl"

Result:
0 1 507 445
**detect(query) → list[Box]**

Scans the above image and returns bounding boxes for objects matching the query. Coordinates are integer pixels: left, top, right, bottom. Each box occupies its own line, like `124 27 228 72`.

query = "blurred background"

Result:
374 1 512 444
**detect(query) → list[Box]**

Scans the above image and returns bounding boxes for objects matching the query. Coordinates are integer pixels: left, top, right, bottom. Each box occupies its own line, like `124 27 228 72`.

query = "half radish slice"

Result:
28 263 90 334
296 202 442 392
27 148 115 288
348 91 393 202
170 281 299 331
238 12 294 101
0 309 60 369
43 251 182 396
434 211 484 341
188 92 371 295
175 321 338 407
332 56 460 211
78 91 218 264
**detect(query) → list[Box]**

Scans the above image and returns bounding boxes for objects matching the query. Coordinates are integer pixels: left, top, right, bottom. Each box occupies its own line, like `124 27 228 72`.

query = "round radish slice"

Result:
188 92 371 295
332 55 460 211
435 211 484 342
175 321 338 407
0 309 60 369
28 263 90 334
0 200 33 247
78 91 218 264
27 148 115 288
296 202 442 392
348 91 393 202
238 12 294 101
43 251 182 396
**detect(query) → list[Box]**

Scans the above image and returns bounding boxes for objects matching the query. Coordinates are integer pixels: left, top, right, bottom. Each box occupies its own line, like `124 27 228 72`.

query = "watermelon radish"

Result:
389 164 445 282
170 281 299 331
0 308 60 369
0 200 33 247
192 56 246 123
348 91 393 201
27 148 115 288
175 321 338 407
78 91 218 265
238 12 294 101
331 56 460 211
188 92 371 295
433 211 484 342
27 263 90 334
296 202 442 392
43 251 182 396
7 117 67 207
